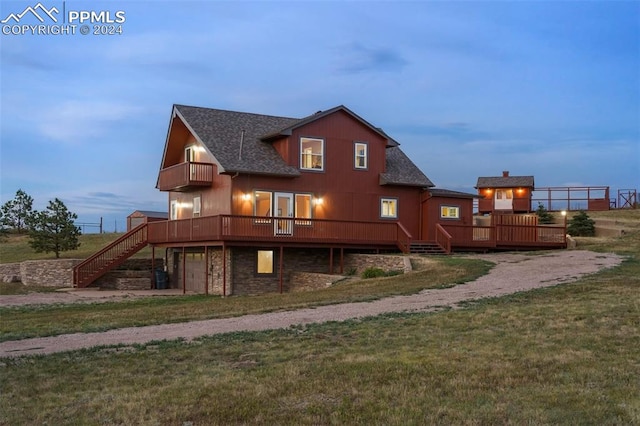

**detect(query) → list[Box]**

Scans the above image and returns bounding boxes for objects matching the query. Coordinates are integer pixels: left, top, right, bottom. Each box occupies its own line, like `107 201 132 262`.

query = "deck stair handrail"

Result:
435 224 452 254
73 223 149 288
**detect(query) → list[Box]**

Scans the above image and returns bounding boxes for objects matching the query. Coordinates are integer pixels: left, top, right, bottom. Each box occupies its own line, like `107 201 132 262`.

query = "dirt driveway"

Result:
0 250 623 358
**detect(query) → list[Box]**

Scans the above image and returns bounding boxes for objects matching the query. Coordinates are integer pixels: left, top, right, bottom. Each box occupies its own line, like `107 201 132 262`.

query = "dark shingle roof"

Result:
175 105 302 177
429 189 479 199
173 104 432 187
380 147 434 188
476 175 534 188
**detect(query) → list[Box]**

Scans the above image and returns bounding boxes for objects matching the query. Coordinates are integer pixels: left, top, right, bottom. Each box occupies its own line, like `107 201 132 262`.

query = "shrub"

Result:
361 267 386 279
567 210 596 237
535 203 555 224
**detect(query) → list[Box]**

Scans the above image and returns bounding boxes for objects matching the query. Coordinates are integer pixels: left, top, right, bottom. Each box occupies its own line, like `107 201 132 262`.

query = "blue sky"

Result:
1 0 638 231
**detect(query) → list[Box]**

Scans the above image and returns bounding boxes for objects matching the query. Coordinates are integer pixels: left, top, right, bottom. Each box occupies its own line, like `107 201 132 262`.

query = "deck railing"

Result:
435 224 452 254
157 162 214 191
148 215 409 250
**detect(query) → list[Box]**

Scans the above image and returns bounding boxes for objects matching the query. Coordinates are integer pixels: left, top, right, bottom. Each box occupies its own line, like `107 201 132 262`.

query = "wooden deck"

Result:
147 215 412 252
157 162 214 192
436 214 566 253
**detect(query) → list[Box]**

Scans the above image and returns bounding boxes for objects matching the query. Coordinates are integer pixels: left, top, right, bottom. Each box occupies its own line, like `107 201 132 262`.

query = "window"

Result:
300 137 324 170
193 196 201 217
380 198 398 218
185 146 195 162
257 250 274 274
354 142 368 169
440 205 460 219
254 191 272 223
170 200 178 220
295 194 312 225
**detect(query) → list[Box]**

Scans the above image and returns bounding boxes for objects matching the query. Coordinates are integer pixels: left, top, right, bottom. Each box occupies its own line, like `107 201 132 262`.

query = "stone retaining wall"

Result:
343 254 412 275
0 263 21 283
289 272 346 293
1 258 163 288
20 259 82 287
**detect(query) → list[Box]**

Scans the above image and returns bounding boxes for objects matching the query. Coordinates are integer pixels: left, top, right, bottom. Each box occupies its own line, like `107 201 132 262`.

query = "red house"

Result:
73 105 565 294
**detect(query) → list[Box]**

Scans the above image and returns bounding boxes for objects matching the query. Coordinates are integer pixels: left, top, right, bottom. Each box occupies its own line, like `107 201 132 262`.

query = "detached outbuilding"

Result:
476 171 534 214
127 210 168 231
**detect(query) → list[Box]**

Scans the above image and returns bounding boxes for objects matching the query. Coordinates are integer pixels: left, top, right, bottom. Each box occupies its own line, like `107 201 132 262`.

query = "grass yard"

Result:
0 209 638 424
0 232 152 264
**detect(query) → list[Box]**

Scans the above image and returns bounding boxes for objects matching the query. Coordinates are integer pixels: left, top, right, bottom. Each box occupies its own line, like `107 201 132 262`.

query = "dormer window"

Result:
300 137 324 171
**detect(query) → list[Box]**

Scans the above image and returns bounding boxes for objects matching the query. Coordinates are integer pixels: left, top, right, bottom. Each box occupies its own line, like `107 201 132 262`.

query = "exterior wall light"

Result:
241 193 251 201
314 197 324 205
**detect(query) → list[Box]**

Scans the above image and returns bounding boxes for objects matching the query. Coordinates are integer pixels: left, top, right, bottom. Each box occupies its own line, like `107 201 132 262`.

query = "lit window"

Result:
254 191 272 216
300 137 324 171
380 198 398 218
440 205 460 219
354 142 367 169
295 194 312 225
185 146 195 162
193 196 201 217
257 250 274 274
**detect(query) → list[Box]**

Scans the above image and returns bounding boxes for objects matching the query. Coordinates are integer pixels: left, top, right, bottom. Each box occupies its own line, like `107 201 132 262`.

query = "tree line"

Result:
0 189 81 258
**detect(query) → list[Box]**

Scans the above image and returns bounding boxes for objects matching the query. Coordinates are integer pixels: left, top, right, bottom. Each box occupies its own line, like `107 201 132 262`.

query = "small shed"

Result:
421 188 478 241
476 171 534 214
127 210 168 231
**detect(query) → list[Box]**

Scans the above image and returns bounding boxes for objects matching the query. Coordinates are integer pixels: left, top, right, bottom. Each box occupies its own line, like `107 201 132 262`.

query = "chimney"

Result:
502 171 509 177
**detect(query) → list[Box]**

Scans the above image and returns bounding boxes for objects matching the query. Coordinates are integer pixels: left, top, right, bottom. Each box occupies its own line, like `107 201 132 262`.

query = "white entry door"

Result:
495 189 513 210
274 192 293 235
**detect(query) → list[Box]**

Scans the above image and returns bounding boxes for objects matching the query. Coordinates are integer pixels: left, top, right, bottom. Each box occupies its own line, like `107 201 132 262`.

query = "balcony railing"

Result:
147 215 411 252
158 162 213 191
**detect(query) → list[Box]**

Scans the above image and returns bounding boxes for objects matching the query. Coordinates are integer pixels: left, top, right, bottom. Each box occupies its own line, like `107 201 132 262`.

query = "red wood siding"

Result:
422 194 474 240
477 187 532 213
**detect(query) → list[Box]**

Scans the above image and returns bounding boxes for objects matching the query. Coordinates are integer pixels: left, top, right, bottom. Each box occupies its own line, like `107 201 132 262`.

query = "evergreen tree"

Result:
535 203 555 224
0 209 8 241
567 210 596 237
1 189 35 234
28 198 81 258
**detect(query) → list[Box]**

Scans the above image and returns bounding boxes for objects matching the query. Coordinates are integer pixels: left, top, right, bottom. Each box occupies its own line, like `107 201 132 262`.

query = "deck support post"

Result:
279 246 284 294
151 246 156 289
182 246 186 295
204 246 209 296
329 248 334 274
222 243 227 297
340 248 344 274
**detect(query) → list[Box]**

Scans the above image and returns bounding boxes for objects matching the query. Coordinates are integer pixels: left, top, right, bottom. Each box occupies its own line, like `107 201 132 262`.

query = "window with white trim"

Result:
300 137 324 170
440 205 460 219
193 196 201 217
354 142 367 169
170 200 178 220
380 198 398 218
295 193 312 225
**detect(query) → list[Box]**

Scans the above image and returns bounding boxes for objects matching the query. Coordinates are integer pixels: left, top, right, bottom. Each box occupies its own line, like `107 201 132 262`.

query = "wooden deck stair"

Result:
73 224 149 288
409 241 447 255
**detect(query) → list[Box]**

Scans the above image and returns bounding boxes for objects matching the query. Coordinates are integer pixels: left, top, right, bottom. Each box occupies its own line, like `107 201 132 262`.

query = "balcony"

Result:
158 162 214 192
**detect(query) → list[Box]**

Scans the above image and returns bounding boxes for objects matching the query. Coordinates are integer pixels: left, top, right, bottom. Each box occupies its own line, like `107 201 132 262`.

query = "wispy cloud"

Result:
38 100 141 143
335 42 408 73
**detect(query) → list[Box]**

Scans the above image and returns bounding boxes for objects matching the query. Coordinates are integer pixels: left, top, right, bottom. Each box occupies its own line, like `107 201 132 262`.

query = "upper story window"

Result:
380 197 398 219
354 142 368 169
185 145 195 163
300 137 324 171
193 196 201 218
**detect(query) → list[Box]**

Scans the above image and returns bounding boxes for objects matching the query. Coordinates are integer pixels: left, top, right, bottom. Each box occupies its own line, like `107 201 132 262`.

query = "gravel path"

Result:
0 250 623 358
